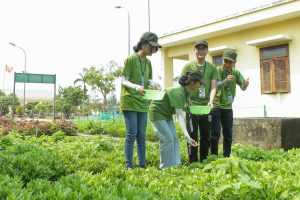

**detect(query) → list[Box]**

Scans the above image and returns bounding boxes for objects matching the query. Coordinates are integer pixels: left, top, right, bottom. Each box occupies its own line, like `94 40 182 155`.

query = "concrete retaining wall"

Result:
233 118 300 150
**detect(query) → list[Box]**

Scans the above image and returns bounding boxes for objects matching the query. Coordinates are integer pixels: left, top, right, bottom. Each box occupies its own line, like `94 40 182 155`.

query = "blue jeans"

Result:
123 111 147 168
151 119 181 169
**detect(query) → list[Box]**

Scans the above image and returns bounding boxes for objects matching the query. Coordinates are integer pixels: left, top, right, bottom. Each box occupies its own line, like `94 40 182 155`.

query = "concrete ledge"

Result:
246 34 292 47
233 117 300 150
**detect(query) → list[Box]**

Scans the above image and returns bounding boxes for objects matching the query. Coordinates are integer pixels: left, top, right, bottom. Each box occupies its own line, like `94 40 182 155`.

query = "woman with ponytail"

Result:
120 32 161 169
149 71 202 170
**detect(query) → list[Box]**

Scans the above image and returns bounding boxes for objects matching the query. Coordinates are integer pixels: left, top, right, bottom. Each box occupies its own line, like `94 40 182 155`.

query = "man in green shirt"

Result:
211 50 249 157
181 40 219 162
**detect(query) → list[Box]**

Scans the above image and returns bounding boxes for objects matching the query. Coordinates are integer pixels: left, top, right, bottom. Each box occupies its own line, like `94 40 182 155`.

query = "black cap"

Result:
140 32 161 48
194 39 208 48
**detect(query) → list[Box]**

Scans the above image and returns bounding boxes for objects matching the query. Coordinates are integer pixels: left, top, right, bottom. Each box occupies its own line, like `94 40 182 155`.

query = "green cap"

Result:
194 39 208 48
140 32 161 48
223 50 237 62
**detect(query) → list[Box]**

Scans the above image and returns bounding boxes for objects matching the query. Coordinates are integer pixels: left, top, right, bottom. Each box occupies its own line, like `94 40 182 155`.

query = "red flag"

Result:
5 64 13 73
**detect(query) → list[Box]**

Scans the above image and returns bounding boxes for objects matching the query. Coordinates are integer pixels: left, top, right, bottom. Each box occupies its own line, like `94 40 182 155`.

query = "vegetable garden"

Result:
0 119 300 199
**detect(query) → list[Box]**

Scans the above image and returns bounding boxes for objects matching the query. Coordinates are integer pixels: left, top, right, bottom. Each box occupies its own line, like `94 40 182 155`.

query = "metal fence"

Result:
75 110 123 121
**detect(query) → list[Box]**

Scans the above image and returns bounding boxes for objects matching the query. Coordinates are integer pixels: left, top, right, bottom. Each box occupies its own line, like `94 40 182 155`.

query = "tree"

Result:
0 92 20 116
55 86 84 119
84 60 122 111
74 71 89 116
25 102 38 117
74 72 88 100
0 90 5 97
35 102 52 117
106 92 118 111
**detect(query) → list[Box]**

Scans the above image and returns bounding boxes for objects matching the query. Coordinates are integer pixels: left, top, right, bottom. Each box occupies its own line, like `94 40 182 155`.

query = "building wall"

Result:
161 17 300 117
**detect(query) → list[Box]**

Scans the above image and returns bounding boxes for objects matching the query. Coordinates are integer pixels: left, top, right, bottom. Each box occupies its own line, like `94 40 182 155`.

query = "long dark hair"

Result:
133 40 149 53
179 71 203 86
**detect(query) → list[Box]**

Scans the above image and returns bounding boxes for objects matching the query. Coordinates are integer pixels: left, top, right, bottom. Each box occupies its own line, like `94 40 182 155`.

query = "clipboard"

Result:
189 105 211 115
143 89 166 100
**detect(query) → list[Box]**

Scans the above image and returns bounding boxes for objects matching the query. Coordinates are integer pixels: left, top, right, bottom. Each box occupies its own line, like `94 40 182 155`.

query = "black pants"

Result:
186 113 211 162
210 108 233 157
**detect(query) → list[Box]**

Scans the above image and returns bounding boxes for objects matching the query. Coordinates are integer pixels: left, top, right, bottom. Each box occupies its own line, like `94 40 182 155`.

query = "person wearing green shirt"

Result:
181 39 219 162
149 71 202 170
120 32 161 169
211 50 249 157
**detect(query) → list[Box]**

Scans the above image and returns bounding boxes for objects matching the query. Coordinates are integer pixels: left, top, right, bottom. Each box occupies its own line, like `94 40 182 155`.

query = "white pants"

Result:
151 119 181 169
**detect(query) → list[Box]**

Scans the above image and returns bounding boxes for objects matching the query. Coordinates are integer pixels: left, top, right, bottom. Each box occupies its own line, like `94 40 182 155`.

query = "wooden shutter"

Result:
261 60 272 93
273 57 289 92
260 44 290 94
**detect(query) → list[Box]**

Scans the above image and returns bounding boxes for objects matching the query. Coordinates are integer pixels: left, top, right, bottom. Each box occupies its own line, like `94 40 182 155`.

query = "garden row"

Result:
0 118 161 142
74 119 160 141
0 131 300 199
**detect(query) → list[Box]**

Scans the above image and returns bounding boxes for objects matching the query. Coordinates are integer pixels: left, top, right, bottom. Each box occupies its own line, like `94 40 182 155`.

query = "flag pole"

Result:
3 64 6 91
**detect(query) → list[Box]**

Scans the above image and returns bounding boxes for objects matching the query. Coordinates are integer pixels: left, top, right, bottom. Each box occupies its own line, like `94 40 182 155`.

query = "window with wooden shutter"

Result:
260 44 290 94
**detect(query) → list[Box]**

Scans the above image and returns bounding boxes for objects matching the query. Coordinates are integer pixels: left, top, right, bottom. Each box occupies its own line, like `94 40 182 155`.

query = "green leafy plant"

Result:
0 119 77 136
75 120 104 135
1 133 300 199
15 106 24 116
52 130 66 142
35 102 51 117
53 120 77 136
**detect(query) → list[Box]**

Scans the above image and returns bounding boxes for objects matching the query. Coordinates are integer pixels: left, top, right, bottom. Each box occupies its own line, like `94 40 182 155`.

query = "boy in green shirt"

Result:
181 39 219 162
211 50 249 157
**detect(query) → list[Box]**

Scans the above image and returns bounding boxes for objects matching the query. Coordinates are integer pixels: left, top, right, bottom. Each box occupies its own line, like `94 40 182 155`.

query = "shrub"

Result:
53 120 77 136
0 175 23 198
102 119 126 137
0 119 78 136
77 120 104 135
0 137 14 151
34 103 50 116
0 143 70 184
52 130 66 142
15 106 24 116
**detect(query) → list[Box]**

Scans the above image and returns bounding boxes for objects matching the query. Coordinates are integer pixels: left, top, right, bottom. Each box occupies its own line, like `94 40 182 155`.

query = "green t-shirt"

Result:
181 60 219 105
214 66 245 109
149 86 186 121
120 53 153 112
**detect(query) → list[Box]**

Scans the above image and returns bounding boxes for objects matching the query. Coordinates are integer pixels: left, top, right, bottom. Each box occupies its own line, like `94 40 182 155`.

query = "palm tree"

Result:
74 71 88 116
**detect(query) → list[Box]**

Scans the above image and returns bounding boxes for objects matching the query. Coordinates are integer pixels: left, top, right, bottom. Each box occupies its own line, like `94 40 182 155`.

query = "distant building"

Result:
158 0 300 117
3 89 53 105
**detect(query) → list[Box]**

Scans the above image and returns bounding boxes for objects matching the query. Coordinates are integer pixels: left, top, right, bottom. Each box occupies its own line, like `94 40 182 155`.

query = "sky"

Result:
0 0 277 96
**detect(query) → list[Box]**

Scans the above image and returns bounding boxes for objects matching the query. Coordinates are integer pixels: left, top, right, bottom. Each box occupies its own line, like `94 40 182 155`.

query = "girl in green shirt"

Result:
211 50 249 157
149 71 202 170
120 32 161 169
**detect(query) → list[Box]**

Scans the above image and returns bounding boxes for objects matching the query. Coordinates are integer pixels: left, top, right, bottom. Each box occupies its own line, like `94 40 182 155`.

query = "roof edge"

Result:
159 0 295 39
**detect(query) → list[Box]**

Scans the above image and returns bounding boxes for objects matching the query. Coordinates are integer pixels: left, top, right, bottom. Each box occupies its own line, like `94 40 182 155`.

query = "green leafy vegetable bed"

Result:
0 133 299 199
